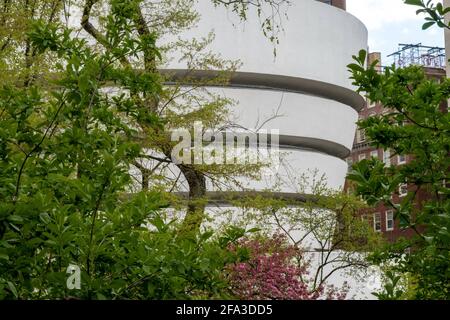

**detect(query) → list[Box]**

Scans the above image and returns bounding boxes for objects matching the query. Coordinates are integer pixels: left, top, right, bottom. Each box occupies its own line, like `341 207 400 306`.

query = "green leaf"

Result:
246 228 261 234
0 253 9 261
8 215 23 223
422 21 435 29
358 49 367 65
348 63 365 72
7 281 18 298
39 212 51 224
404 0 424 6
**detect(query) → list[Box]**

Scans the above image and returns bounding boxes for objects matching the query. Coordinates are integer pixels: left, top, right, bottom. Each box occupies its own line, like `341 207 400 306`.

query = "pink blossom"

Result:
226 234 348 300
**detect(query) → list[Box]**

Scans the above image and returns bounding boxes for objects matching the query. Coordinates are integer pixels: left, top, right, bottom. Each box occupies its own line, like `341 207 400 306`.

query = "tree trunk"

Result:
178 164 206 236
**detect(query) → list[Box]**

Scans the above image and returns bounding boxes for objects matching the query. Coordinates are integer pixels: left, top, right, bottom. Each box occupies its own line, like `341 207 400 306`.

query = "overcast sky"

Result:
346 0 445 65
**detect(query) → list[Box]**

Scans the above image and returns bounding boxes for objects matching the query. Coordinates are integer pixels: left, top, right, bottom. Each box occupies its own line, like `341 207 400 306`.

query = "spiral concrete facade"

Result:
164 0 367 196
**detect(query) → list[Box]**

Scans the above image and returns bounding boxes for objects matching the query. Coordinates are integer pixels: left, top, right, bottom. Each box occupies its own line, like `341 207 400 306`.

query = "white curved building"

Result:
163 0 367 198
159 0 373 298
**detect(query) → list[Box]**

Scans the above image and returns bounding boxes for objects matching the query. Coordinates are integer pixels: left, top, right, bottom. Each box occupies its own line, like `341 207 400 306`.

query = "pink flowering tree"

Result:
226 234 348 300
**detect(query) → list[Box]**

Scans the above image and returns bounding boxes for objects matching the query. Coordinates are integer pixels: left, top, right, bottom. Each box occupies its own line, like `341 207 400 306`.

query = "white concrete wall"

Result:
167 0 367 90
213 87 359 150
234 149 349 192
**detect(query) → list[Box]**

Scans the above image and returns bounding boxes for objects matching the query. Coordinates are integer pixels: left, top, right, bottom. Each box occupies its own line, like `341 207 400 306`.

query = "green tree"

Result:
77 0 289 237
0 0 64 85
217 172 382 295
0 11 165 298
0 0 291 300
347 1 450 298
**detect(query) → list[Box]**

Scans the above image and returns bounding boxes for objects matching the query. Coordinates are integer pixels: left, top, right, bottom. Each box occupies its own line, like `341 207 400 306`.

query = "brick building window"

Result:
383 150 391 167
398 154 406 165
440 179 447 194
358 129 366 143
399 184 408 197
347 159 353 172
374 213 382 232
371 150 378 159
359 153 366 162
386 211 394 231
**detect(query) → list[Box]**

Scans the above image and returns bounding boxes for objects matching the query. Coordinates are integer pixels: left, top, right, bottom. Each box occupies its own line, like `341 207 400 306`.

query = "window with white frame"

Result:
347 159 353 172
428 77 440 84
374 213 382 232
399 183 408 197
386 211 394 231
371 150 379 159
383 150 391 167
398 154 406 165
359 153 366 162
358 129 366 143
440 179 447 194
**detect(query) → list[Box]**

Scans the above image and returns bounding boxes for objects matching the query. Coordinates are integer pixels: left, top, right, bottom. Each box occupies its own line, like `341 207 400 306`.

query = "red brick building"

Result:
346 45 447 242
